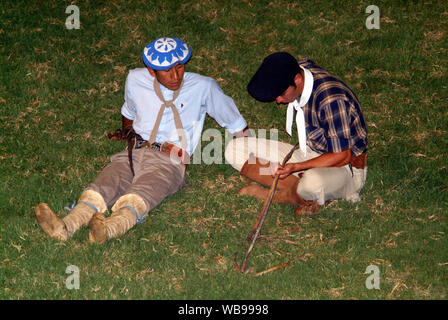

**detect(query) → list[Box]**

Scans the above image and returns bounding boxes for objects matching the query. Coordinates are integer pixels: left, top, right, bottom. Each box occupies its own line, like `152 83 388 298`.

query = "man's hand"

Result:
272 149 352 179
273 163 299 179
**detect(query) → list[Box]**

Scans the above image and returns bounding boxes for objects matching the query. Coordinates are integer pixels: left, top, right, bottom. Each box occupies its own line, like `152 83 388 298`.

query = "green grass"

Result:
0 0 447 299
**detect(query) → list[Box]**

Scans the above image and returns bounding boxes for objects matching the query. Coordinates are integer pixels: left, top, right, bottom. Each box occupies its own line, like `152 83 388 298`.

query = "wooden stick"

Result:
235 142 301 273
240 174 280 272
254 262 291 277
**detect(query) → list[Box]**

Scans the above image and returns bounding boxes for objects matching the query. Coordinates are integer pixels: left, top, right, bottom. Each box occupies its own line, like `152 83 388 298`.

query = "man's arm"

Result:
275 149 352 179
275 97 356 178
203 78 250 138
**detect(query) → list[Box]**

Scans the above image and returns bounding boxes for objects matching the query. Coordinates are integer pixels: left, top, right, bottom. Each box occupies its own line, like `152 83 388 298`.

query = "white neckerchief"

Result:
286 66 313 156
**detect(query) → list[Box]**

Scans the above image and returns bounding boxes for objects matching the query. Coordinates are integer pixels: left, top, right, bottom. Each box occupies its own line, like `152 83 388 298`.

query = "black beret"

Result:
247 52 301 102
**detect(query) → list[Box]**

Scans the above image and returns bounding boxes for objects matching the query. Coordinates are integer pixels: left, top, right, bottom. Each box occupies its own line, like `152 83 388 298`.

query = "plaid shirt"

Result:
298 59 367 157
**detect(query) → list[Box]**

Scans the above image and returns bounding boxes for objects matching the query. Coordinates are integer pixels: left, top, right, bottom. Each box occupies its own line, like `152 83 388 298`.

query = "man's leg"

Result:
89 149 186 243
239 153 301 189
225 137 309 189
35 150 132 240
296 165 355 205
86 150 135 207
225 137 363 215
88 193 147 244
225 137 305 173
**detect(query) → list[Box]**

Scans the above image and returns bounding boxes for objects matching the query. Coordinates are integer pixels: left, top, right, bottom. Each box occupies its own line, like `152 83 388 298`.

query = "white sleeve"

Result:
204 78 247 134
120 75 136 120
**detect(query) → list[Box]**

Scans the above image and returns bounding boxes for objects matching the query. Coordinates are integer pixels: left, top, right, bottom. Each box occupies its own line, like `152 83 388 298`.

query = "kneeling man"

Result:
225 52 368 216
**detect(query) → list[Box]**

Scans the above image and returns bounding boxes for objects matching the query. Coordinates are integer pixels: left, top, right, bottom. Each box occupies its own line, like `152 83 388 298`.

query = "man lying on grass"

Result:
35 37 249 244
225 52 368 216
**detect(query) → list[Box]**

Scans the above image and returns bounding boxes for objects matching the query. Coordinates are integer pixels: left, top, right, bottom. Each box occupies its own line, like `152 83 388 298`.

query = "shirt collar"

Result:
297 66 313 107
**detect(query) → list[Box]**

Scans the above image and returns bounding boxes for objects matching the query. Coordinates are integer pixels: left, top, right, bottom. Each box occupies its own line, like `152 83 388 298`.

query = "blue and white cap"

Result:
142 37 191 70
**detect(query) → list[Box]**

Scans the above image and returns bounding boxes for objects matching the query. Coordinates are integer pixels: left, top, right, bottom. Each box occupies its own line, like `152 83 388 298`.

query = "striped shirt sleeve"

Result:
319 99 352 153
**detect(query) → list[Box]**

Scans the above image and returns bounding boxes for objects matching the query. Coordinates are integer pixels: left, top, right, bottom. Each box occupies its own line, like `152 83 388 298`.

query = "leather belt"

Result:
350 153 367 169
135 139 190 165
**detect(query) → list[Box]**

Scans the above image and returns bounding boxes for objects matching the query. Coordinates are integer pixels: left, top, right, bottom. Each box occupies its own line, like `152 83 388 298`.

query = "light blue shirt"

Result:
121 68 247 156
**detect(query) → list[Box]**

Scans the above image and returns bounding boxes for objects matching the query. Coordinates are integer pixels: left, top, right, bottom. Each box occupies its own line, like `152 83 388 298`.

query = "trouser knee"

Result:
297 170 326 204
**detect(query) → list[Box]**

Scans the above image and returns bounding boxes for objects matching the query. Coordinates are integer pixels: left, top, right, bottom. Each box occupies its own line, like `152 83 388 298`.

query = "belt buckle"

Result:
151 142 161 151
134 139 144 149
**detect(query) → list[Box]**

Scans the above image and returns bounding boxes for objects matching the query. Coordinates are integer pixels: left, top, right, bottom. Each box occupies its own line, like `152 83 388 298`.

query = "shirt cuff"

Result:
225 117 247 134
121 108 135 121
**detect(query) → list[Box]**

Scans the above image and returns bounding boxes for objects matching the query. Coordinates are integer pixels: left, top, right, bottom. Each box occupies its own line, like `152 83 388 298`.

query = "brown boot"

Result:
238 180 320 215
89 194 147 244
89 209 138 244
88 212 107 244
35 203 69 241
240 154 299 190
62 189 107 237
35 189 107 241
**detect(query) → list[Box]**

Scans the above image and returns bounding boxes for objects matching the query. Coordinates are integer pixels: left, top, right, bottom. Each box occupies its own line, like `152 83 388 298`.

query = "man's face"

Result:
275 84 301 104
148 63 185 90
275 72 304 104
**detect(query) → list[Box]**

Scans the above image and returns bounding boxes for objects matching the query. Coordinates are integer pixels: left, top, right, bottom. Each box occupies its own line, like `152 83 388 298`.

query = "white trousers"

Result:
224 137 367 205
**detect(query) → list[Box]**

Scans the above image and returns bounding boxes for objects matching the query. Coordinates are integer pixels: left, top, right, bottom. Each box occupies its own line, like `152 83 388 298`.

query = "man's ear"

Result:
147 67 156 77
294 72 303 87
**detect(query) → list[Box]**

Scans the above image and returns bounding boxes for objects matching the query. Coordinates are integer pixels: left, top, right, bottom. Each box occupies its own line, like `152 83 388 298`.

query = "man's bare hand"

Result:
273 163 298 179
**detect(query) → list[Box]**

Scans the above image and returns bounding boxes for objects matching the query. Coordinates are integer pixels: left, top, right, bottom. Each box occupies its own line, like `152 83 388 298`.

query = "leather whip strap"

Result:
126 130 137 176
107 128 138 176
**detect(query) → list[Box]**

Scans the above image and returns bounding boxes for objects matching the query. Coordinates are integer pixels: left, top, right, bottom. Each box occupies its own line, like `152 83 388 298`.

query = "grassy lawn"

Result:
0 0 447 300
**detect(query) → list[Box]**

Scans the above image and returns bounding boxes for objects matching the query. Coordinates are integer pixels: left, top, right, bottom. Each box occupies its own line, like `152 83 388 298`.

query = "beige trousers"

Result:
224 137 367 205
86 148 186 214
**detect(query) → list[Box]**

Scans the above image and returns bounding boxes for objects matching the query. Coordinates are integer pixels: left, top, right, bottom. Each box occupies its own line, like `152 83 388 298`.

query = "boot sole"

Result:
35 203 68 240
88 213 107 244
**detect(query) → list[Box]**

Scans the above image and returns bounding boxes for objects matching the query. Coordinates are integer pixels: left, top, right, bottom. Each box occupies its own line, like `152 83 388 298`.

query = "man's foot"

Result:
237 185 266 198
294 201 320 217
88 212 107 244
238 182 302 207
238 185 321 216
35 203 69 241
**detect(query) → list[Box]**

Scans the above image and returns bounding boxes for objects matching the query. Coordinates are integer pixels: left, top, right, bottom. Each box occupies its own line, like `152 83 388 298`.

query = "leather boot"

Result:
240 155 300 190
35 203 69 241
35 189 107 240
89 193 147 244
238 180 320 216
